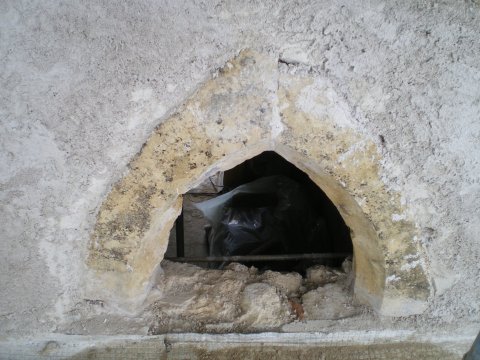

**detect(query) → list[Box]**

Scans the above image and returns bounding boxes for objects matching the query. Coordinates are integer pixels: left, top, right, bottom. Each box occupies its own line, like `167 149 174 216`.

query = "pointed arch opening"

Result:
86 50 430 320
164 151 353 273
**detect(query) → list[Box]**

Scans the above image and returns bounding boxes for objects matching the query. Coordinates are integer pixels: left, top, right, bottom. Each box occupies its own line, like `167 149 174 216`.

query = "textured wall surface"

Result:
86 51 430 316
1 0 480 336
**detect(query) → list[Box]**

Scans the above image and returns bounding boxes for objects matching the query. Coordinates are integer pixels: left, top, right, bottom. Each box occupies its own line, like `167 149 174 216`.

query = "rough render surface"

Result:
0 0 479 340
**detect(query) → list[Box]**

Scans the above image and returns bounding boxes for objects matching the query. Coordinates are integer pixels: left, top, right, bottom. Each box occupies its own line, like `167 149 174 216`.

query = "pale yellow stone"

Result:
86 50 430 316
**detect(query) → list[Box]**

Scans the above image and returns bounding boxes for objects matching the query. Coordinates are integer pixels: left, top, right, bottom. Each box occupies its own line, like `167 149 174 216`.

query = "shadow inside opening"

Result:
165 151 353 274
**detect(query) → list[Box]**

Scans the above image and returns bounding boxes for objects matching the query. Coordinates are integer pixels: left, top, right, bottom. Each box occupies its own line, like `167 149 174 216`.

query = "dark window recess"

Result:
166 151 353 272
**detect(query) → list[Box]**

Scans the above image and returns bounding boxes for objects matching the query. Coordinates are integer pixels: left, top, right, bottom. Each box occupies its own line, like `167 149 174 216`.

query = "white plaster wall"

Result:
1 0 479 335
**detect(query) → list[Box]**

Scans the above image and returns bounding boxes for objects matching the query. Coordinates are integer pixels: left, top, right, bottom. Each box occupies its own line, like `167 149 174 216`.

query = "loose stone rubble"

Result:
147 259 362 333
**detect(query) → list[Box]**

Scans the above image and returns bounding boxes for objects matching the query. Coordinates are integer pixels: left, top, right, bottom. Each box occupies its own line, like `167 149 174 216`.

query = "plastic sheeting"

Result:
195 176 330 260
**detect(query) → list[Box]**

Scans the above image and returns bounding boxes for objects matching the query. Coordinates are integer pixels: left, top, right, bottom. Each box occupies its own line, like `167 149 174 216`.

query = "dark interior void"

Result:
224 151 352 253
219 151 352 269
167 151 353 272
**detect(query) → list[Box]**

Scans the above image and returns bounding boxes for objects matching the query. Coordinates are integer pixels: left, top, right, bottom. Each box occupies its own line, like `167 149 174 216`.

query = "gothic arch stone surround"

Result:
86 50 430 316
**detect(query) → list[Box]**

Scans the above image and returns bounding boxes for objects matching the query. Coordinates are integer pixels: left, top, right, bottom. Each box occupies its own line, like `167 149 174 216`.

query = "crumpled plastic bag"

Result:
195 175 329 260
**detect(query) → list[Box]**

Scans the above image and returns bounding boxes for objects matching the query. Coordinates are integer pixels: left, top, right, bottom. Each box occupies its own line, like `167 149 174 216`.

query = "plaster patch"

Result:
153 104 166 119
386 275 401 283
270 76 284 140
392 213 406 222
401 260 422 271
279 47 311 64
296 78 356 129
380 297 428 317
166 84 177 93
131 88 153 102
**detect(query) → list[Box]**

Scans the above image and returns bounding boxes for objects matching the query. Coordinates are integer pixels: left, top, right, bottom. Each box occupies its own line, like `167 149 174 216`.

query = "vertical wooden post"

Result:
175 208 185 257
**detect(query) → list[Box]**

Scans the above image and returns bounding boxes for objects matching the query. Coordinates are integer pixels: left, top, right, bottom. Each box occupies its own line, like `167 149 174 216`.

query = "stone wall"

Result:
87 51 430 316
1 0 479 335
